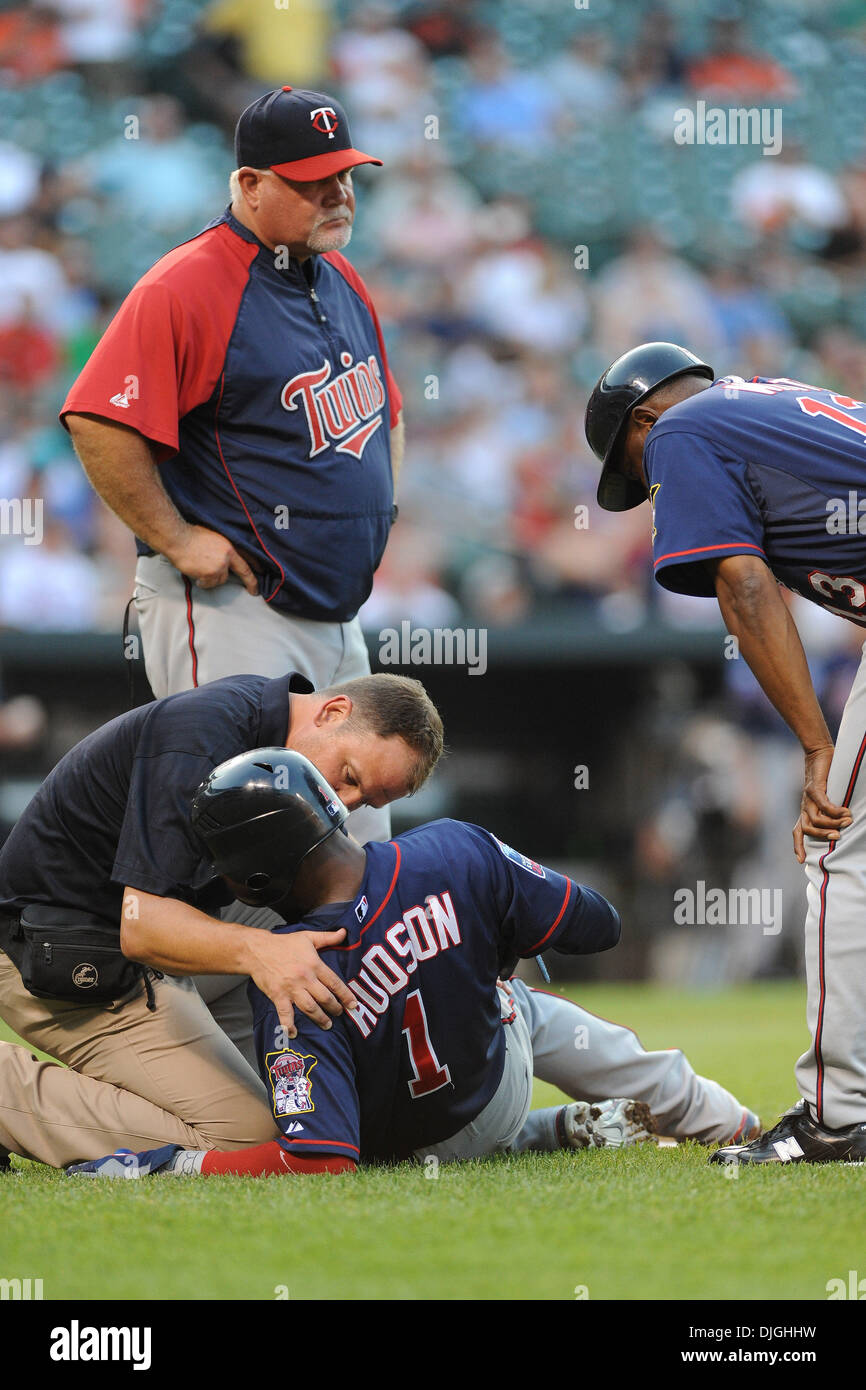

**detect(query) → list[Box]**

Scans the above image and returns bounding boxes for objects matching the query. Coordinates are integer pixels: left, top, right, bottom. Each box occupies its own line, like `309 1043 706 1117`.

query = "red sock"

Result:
201 1141 356 1177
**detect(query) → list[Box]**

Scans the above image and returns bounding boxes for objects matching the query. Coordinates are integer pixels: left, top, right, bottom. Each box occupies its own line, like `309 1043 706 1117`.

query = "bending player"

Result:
586 343 866 1163
66 752 758 1179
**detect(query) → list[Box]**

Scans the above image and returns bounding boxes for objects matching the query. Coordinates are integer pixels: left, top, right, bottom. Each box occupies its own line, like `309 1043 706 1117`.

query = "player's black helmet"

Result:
191 749 349 907
585 342 714 512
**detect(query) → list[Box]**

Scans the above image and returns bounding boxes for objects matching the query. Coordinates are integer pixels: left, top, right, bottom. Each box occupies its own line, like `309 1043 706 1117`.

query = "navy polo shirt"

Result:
0 672 312 930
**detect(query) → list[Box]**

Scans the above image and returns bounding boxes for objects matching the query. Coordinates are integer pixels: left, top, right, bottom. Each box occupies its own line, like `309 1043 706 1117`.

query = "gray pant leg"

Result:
796 643 866 1127
197 979 258 1074
134 555 343 694
509 980 748 1145
331 616 391 845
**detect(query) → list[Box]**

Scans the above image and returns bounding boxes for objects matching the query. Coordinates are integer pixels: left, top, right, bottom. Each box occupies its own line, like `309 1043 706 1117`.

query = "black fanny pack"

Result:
6 906 155 1009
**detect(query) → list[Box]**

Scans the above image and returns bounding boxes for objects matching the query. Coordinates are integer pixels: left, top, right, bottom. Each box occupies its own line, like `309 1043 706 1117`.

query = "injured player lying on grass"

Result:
67 751 758 1179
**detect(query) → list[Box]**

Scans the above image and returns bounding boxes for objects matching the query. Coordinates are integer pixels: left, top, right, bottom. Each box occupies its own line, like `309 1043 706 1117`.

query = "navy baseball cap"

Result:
235 86 383 181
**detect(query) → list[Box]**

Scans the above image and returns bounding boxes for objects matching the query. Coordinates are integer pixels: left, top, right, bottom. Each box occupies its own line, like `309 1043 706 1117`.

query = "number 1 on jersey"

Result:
797 394 866 438
402 990 451 1098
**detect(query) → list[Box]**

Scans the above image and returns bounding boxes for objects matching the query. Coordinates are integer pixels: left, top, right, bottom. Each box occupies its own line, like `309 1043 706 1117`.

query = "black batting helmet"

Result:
191 749 349 907
585 342 714 512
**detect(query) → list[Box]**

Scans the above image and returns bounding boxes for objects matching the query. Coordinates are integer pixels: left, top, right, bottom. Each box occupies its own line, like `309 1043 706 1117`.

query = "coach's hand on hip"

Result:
166 523 259 594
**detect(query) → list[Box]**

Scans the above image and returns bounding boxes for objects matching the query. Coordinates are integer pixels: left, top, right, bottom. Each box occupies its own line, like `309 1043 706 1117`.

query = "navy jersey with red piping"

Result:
60 209 401 623
647 375 866 625
249 819 620 1163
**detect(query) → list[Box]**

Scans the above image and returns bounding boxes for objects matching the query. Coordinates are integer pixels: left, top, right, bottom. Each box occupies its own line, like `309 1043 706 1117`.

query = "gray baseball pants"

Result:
416 980 751 1162
796 639 866 1127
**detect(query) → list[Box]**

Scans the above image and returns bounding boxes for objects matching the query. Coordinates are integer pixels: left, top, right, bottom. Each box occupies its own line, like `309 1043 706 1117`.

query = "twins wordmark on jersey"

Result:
646 375 866 625
280 350 386 459
248 819 621 1162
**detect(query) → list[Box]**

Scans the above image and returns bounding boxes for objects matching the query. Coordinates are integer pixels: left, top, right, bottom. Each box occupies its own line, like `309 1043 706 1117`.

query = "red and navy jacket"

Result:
60 209 402 622
249 819 621 1164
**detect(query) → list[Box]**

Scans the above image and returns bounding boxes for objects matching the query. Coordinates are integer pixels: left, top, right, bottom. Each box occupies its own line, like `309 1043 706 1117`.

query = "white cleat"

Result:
561 1098 657 1150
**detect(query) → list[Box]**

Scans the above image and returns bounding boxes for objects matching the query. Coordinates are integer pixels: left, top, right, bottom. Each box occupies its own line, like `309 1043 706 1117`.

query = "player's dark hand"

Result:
246 928 357 1037
166 524 259 594
793 744 852 863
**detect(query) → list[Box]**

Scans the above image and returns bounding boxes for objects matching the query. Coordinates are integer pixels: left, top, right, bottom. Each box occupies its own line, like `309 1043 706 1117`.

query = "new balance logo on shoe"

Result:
772 1136 805 1161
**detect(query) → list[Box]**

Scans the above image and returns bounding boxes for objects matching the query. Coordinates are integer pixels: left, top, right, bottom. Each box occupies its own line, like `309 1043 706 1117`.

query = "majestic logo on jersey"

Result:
266 1048 318 1117
109 392 130 409
491 835 546 878
310 106 339 138
281 352 385 459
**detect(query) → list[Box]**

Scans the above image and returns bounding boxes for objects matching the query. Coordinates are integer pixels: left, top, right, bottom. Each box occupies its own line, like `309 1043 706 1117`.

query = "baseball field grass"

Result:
0 979 860 1302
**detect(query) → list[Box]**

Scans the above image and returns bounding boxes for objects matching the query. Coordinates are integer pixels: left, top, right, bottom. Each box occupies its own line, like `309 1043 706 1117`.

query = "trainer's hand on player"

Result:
166 523 259 594
793 744 852 863
246 928 357 1038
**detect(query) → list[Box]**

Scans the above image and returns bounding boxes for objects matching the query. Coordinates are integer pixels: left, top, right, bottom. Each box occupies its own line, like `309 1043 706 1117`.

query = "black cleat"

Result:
709 1099 866 1166
0 1149 11 1174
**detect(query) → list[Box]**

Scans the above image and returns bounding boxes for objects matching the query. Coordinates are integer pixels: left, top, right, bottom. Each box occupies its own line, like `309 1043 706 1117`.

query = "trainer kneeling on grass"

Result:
0 672 442 1171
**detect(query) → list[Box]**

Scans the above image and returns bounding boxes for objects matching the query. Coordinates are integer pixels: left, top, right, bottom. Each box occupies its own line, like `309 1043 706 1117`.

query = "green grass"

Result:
0 981 857 1301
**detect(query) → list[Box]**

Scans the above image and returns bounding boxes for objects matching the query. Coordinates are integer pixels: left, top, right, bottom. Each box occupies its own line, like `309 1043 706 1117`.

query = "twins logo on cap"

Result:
310 106 339 138
235 86 382 181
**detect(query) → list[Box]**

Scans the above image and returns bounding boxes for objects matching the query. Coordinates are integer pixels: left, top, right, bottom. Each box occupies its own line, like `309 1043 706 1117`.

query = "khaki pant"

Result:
0 950 275 1167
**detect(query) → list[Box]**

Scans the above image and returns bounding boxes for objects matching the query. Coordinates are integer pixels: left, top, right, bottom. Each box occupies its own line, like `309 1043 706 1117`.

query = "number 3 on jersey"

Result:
809 570 866 616
402 990 451 1098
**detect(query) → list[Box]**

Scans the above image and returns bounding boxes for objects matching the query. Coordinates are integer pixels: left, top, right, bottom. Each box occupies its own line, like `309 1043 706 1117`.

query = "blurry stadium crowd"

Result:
3 0 866 978
2 0 866 640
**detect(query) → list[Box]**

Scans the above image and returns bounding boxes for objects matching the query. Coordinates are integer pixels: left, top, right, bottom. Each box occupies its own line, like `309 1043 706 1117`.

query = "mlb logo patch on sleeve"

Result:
491 835 546 878
266 1049 318 1117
